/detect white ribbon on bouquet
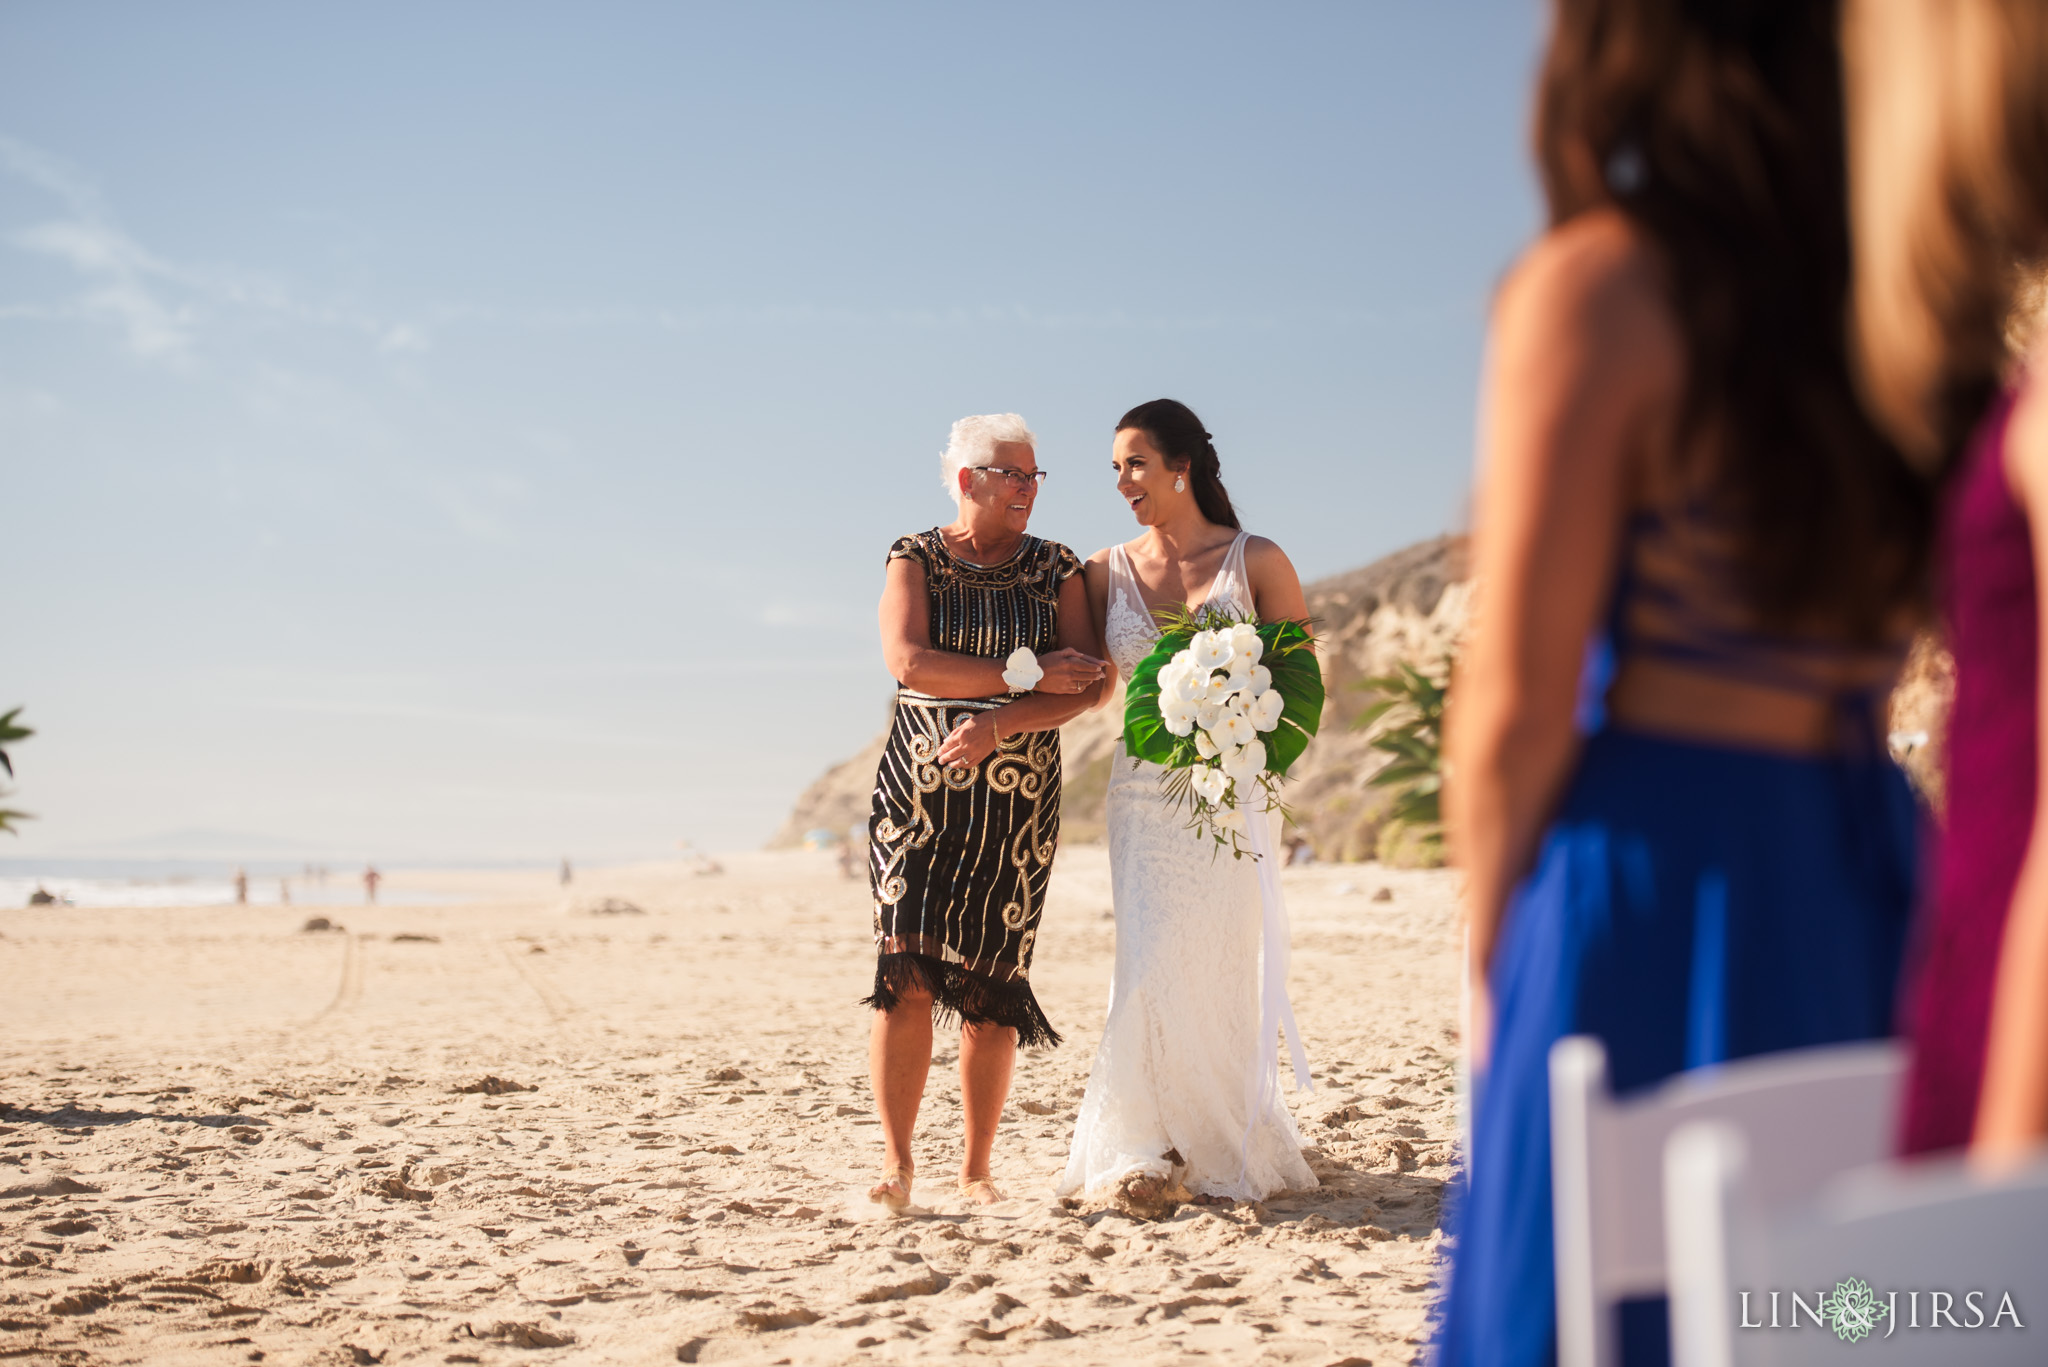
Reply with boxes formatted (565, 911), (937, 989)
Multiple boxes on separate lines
(1236, 802), (1313, 1187)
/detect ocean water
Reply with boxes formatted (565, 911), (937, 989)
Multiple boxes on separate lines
(0, 858), (458, 910)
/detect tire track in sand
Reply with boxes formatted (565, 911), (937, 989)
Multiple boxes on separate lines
(502, 942), (575, 1022)
(309, 932), (366, 1022)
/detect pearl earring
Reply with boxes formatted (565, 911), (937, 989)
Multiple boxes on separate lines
(1174, 476), (1185, 493)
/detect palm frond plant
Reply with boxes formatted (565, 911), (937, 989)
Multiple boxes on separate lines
(1352, 659), (1450, 856)
(0, 706), (33, 834)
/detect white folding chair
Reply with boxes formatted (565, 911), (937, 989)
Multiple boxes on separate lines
(1550, 1037), (1906, 1367)
(1666, 1124), (2048, 1366)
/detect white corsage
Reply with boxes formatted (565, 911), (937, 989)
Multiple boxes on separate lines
(1001, 647), (1044, 693)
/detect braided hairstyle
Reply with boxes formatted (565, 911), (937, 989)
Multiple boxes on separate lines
(1115, 399), (1241, 531)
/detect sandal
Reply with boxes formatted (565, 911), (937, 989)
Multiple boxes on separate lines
(959, 1175), (1007, 1206)
(869, 1165), (913, 1212)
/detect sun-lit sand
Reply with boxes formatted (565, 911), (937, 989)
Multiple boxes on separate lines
(0, 847), (1459, 1366)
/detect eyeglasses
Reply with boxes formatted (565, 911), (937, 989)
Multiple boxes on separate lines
(971, 466), (1048, 489)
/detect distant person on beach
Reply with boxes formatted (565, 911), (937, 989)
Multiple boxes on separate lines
(233, 868), (248, 905)
(559, 857), (572, 887)
(363, 865), (381, 905)
(1434, 5), (1931, 1363)
(1843, 0), (2048, 1162)
(865, 412), (1108, 1211)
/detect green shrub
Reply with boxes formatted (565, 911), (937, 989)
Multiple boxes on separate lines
(1352, 660), (1450, 863)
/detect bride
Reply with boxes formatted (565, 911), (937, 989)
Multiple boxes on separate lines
(1058, 398), (1318, 1215)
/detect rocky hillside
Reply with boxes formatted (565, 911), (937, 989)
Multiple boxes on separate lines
(771, 531), (1955, 858)
(771, 535), (1474, 860)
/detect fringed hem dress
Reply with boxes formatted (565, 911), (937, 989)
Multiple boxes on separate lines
(863, 528), (1083, 1049)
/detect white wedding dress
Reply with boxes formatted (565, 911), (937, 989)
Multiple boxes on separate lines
(1057, 531), (1317, 1202)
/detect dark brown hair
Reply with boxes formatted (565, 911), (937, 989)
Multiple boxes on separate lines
(1539, 0), (1933, 638)
(1116, 399), (1241, 530)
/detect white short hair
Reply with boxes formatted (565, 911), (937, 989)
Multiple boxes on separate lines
(939, 413), (1035, 503)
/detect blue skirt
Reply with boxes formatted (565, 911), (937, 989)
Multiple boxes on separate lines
(1431, 727), (1916, 1367)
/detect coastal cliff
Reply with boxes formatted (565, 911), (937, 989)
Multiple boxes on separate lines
(771, 535), (1474, 860)
(771, 531), (1954, 857)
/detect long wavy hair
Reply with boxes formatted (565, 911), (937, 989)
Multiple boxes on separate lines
(1844, 0), (2048, 463)
(1116, 399), (1241, 531)
(1539, 0), (1933, 638)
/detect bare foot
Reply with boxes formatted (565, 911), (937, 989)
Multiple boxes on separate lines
(868, 1165), (913, 1212)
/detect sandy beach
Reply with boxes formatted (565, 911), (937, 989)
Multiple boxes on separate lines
(0, 848), (1459, 1367)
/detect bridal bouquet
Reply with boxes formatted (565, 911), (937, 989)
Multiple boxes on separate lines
(1123, 608), (1323, 856)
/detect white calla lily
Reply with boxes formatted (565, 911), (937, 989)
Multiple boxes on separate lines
(1229, 621), (1263, 665)
(1196, 700), (1226, 731)
(1220, 712), (1257, 747)
(1162, 696), (1199, 736)
(1247, 664), (1273, 696)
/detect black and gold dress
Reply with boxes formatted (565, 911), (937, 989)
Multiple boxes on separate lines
(864, 527), (1083, 1048)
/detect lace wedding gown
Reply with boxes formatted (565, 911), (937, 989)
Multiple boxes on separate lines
(1057, 532), (1317, 1202)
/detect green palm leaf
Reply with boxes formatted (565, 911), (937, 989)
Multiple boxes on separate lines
(1350, 655), (1454, 848)
(0, 706), (31, 832)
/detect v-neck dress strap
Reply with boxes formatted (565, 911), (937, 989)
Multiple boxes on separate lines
(1104, 543), (1159, 683)
(1104, 532), (1256, 682)
(1208, 530), (1254, 618)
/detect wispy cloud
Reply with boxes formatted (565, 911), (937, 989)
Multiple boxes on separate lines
(377, 322), (429, 353)
(0, 133), (439, 365)
(0, 134), (1452, 365)
(1, 137), (199, 360)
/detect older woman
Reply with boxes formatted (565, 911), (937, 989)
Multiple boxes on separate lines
(866, 412), (1108, 1210)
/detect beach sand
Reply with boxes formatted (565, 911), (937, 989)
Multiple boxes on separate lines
(0, 848), (1460, 1366)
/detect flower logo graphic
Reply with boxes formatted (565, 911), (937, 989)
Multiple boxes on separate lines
(1818, 1277), (1889, 1343)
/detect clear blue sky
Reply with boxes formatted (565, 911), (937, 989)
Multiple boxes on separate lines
(2, 2), (1543, 862)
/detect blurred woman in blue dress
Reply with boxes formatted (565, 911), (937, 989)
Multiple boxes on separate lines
(1433, 2), (1936, 1364)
